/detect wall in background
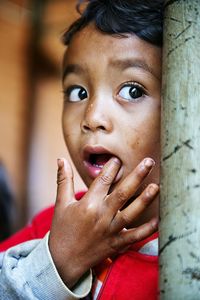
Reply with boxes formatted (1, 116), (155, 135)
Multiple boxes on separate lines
(0, 0), (85, 230)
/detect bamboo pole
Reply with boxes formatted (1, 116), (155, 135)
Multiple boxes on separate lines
(160, 1), (200, 299)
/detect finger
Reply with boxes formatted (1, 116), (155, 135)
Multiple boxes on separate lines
(110, 183), (159, 232)
(56, 158), (75, 207)
(113, 218), (158, 250)
(85, 157), (121, 201)
(106, 158), (155, 212)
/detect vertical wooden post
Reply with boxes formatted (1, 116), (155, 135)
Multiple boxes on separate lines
(160, 0), (200, 298)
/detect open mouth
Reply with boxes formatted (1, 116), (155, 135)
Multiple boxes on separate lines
(88, 153), (113, 169)
(82, 146), (116, 179)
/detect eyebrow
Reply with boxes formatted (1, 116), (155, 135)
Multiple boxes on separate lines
(62, 58), (158, 82)
(62, 64), (84, 82)
(109, 58), (158, 79)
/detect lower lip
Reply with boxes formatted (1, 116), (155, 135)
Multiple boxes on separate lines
(83, 160), (123, 183)
(83, 160), (103, 179)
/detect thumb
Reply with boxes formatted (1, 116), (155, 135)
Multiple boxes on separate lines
(56, 158), (75, 207)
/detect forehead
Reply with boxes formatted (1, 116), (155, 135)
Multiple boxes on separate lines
(63, 24), (162, 80)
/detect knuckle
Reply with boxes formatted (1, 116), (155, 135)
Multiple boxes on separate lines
(86, 202), (97, 214)
(120, 212), (132, 226)
(57, 170), (65, 183)
(139, 186), (158, 205)
(143, 193), (153, 205)
(126, 230), (141, 244)
(57, 176), (66, 185)
(133, 226), (151, 242)
(135, 167), (146, 180)
(138, 193), (150, 207)
(116, 189), (128, 204)
(57, 173), (73, 185)
(134, 230), (143, 242)
(84, 203), (101, 222)
(109, 237), (121, 252)
(99, 172), (113, 185)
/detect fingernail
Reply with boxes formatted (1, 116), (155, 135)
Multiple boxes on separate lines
(144, 158), (155, 168)
(151, 218), (159, 229)
(148, 184), (159, 196)
(57, 158), (64, 168)
(111, 157), (121, 165)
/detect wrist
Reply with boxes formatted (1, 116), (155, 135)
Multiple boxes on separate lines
(48, 235), (88, 288)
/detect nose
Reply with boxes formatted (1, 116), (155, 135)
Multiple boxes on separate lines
(81, 98), (113, 133)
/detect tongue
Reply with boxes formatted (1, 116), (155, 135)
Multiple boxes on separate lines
(95, 154), (113, 166)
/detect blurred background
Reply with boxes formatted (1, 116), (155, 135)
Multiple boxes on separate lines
(0, 0), (86, 238)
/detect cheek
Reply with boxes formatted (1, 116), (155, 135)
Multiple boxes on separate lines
(62, 117), (71, 144)
(62, 112), (79, 153)
(137, 105), (160, 148)
(125, 111), (160, 162)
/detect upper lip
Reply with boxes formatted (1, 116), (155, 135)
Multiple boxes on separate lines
(82, 144), (115, 161)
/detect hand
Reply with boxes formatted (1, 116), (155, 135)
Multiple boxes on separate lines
(49, 157), (159, 288)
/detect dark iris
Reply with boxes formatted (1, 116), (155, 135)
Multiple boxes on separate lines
(129, 86), (143, 99)
(79, 88), (87, 100)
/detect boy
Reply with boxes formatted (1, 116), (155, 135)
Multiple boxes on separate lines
(0, 0), (163, 299)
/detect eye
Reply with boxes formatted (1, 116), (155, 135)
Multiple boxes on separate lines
(118, 83), (145, 102)
(64, 85), (88, 102)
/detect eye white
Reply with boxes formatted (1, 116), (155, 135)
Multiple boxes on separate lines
(118, 85), (143, 102)
(68, 87), (87, 102)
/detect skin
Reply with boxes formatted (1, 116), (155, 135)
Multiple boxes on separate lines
(49, 24), (162, 288)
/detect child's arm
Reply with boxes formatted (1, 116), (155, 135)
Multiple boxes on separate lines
(49, 157), (159, 288)
(0, 235), (92, 299)
(0, 156), (158, 299)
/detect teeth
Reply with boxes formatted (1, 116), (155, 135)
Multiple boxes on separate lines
(93, 164), (103, 169)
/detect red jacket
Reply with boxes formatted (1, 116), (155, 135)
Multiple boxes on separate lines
(0, 191), (158, 300)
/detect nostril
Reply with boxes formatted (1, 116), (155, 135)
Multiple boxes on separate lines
(88, 125), (106, 131)
(82, 122), (106, 132)
(98, 125), (106, 131)
(83, 124), (90, 131)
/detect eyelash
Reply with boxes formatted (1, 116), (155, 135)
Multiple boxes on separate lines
(118, 82), (147, 98)
(63, 82), (147, 103)
(63, 85), (81, 97)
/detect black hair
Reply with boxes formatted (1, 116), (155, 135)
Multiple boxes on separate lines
(62, 0), (164, 47)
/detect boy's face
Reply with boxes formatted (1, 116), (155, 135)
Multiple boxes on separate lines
(62, 24), (161, 221)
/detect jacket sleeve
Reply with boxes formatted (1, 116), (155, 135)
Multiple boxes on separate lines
(0, 233), (92, 300)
